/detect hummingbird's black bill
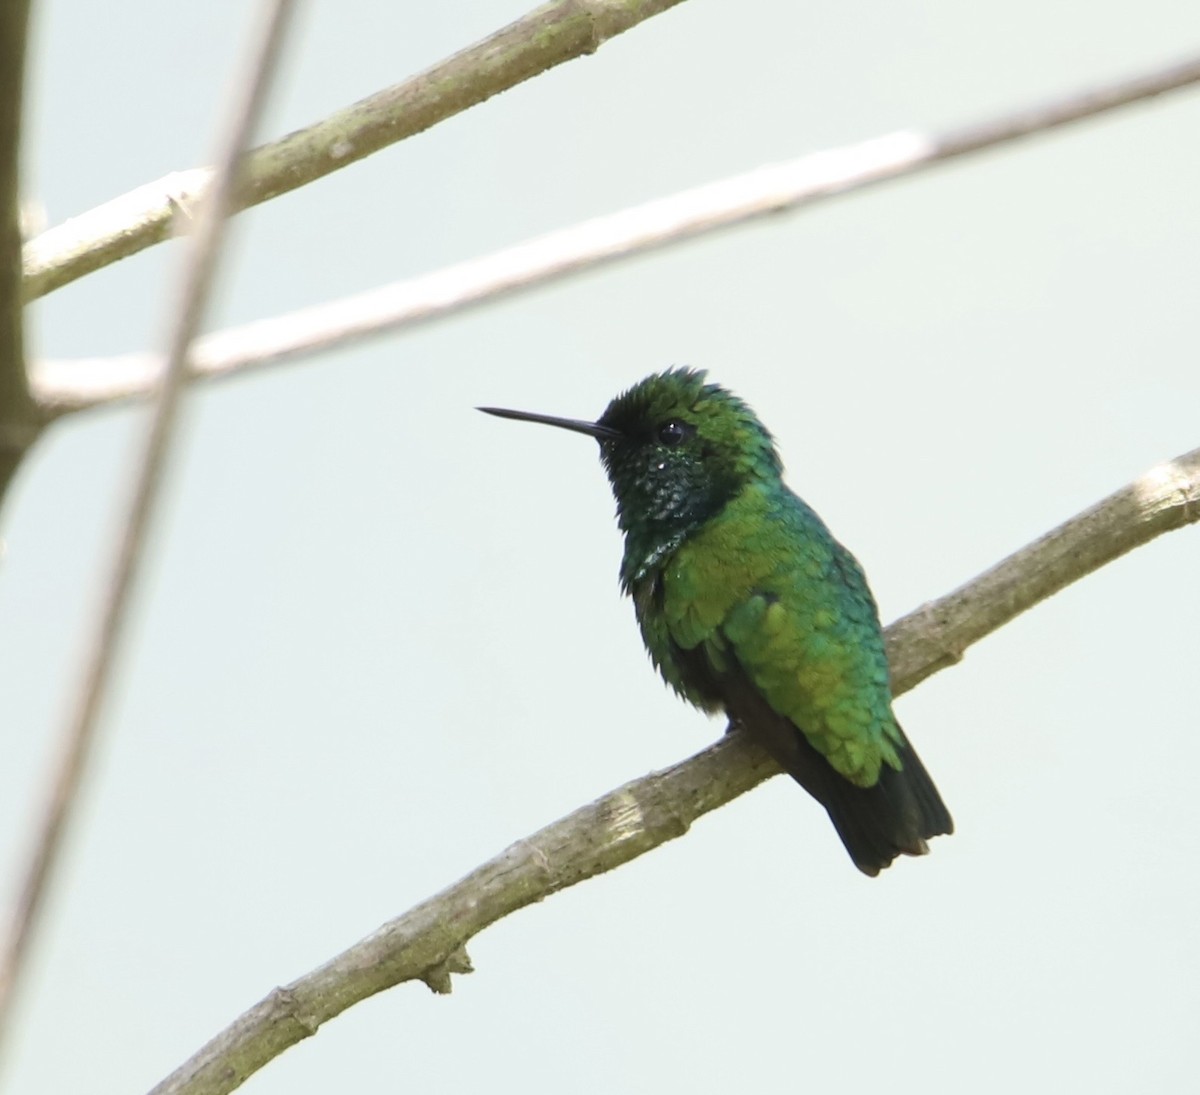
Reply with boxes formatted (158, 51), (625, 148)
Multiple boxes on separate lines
(477, 405), (621, 441)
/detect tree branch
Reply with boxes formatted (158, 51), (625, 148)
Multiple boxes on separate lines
(0, 0), (40, 503)
(19, 0), (689, 301)
(0, 0), (299, 1065)
(147, 446), (1200, 1095)
(886, 455), (1200, 690)
(32, 51), (1200, 417)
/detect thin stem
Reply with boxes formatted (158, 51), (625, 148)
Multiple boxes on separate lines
(0, 0), (299, 1064)
(31, 51), (1200, 417)
(146, 446), (1200, 1095)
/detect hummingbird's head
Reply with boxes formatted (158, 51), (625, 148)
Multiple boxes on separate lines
(480, 368), (782, 540)
(593, 367), (782, 536)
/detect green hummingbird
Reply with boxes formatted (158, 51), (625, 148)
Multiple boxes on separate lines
(480, 368), (952, 875)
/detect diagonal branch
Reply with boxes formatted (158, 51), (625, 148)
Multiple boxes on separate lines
(0, 0), (40, 502)
(32, 51), (1200, 417)
(147, 446), (1200, 1095)
(885, 455), (1200, 690)
(20, 0), (689, 301)
(0, 0), (299, 1065)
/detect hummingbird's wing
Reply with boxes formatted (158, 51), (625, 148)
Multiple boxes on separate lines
(662, 489), (905, 788)
(659, 493), (952, 873)
(716, 541), (906, 789)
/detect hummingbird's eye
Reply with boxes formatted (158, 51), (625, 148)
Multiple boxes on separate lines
(657, 420), (690, 446)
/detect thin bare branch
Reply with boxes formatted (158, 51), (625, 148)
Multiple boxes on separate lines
(0, 0), (299, 1062)
(147, 446), (1200, 1095)
(0, 0), (40, 503)
(32, 51), (1200, 417)
(886, 455), (1200, 689)
(20, 0), (689, 301)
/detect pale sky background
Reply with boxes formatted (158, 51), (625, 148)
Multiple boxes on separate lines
(2, 1), (1199, 1093)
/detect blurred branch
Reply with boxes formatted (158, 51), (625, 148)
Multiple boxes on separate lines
(0, 0), (40, 505)
(148, 446), (1200, 1095)
(0, 0), (299, 1065)
(32, 50), (1200, 417)
(20, 0), (689, 300)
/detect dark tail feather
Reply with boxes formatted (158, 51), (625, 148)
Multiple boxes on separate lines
(721, 670), (953, 874)
(818, 737), (953, 877)
(690, 652), (952, 875)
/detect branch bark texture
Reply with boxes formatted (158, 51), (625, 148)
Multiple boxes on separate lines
(0, 0), (39, 501)
(147, 446), (1200, 1095)
(20, 0), (689, 300)
(32, 52), (1200, 417)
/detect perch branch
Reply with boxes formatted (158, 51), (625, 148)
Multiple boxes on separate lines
(0, 0), (298, 1061)
(147, 446), (1200, 1095)
(20, 0), (689, 300)
(32, 51), (1200, 416)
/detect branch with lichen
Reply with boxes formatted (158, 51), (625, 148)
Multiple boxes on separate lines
(20, 0), (690, 301)
(146, 446), (1200, 1095)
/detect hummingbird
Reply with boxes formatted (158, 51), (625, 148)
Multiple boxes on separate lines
(480, 368), (952, 875)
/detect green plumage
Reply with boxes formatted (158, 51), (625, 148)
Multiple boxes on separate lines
(481, 368), (952, 875)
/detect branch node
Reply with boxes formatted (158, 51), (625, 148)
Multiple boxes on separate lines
(939, 646), (965, 668)
(517, 838), (554, 884)
(166, 190), (203, 233)
(265, 986), (319, 1038)
(419, 944), (474, 995)
(18, 198), (45, 239)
